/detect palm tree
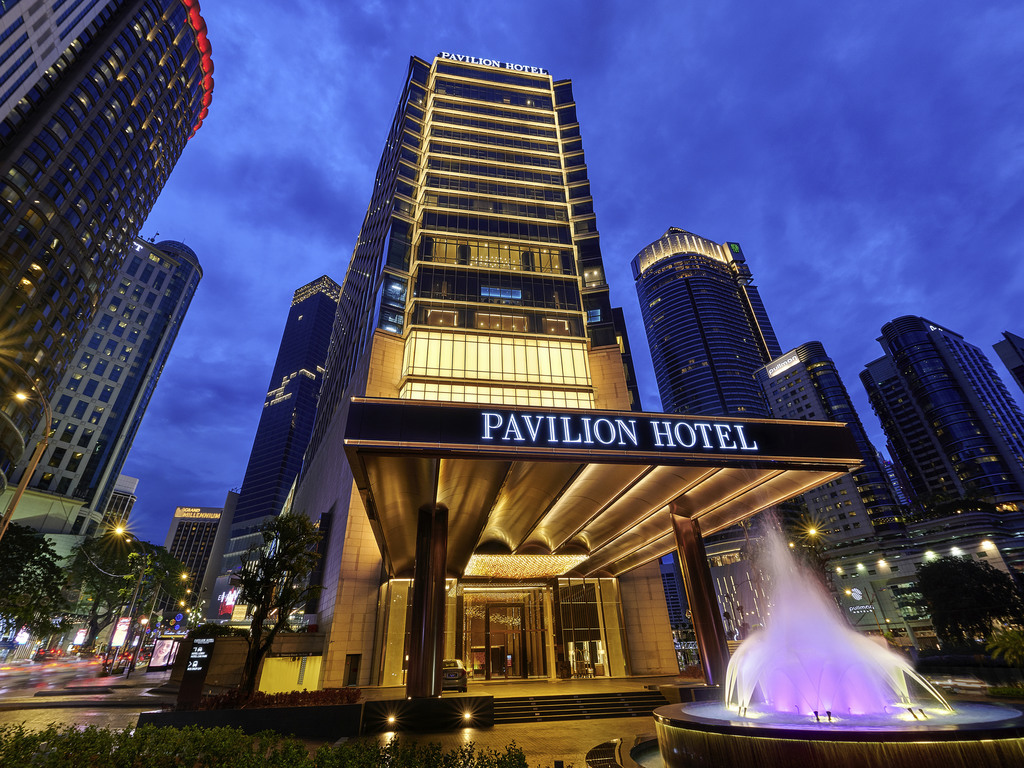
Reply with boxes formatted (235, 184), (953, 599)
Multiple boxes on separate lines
(987, 629), (1024, 668)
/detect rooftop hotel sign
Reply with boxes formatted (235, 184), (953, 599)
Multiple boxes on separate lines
(438, 51), (549, 75)
(344, 398), (861, 466)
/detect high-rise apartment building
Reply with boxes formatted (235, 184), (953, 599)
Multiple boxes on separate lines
(861, 316), (1024, 508)
(631, 229), (781, 417)
(755, 342), (903, 539)
(7, 238), (201, 536)
(995, 331), (1024, 398)
(0, 0), (212, 490)
(219, 276), (340, 575)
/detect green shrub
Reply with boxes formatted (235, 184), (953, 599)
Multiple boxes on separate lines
(186, 687), (362, 711)
(0, 725), (530, 768)
(987, 685), (1024, 699)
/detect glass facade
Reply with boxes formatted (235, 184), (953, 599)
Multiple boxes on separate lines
(631, 229), (781, 417)
(756, 341), (904, 537)
(299, 55), (640, 685)
(220, 276), (341, 572)
(307, 55), (621, 464)
(0, 0), (212, 487)
(373, 576), (628, 685)
(12, 237), (200, 534)
(861, 316), (1024, 507)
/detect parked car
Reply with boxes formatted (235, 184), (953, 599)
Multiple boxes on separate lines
(441, 658), (468, 692)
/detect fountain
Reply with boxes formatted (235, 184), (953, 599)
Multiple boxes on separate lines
(652, 526), (1024, 768)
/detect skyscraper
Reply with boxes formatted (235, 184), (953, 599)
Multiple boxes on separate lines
(631, 229), (781, 417)
(274, 53), (858, 698)
(164, 492), (235, 625)
(0, 0), (213, 490)
(755, 342), (903, 539)
(8, 238), (200, 536)
(293, 53), (647, 686)
(995, 331), (1024, 398)
(219, 276), (340, 575)
(861, 316), (1024, 508)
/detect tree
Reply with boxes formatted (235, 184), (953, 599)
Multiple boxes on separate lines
(987, 629), (1024, 668)
(67, 533), (187, 650)
(234, 515), (321, 696)
(0, 523), (68, 637)
(916, 556), (1023, 647)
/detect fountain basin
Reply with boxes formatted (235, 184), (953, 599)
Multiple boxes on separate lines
(654, 701), (1024, 768)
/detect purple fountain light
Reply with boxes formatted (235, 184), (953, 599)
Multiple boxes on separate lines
(724, 527), (950, 718)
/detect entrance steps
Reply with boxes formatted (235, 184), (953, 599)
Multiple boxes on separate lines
(491, 689), (669, 723)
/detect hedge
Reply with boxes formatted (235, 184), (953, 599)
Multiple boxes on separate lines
(0, 725), (531, 768)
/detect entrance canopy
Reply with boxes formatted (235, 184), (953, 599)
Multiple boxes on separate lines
(343, 398), (862, 580)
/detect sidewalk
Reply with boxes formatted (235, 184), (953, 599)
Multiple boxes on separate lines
(0, 671), (673, 767)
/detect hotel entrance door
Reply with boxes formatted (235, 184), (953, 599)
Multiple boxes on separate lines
(462, 589), (549, 680)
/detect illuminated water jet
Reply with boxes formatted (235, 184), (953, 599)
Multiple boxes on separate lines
(653, 525), (1024, 768)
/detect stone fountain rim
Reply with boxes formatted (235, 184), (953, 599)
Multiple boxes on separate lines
(654, 701), (1024, 743)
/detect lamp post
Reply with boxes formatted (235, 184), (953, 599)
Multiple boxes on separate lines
(0, 359), (52, 544)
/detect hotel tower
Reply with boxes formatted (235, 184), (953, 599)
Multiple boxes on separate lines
(290, 54), (860, 696)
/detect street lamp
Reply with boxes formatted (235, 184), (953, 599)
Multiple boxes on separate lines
(0, 359), (52, 544)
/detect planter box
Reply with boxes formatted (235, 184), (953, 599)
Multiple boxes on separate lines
(137, 702), (364, 740)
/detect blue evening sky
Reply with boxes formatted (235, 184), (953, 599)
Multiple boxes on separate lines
(123, 0), (1024, 543)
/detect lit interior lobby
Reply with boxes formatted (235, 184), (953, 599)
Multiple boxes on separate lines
(339, 397), (863, 697)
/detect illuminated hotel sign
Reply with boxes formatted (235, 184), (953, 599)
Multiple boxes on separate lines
(438, 51), (548, 75)
(174, 507), (221, 519)
(482, 411), (759, 452)
(766, 352), (801, 378)
(345, 399), (861, 464)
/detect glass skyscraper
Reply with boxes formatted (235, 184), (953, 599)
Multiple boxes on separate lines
(631, 228), (781, 417)
(0, 0), (213, 490)
(861, 316), (1024, 508)
(755, 341), (904, 539)
(995, 331), (1024, 398)
(219, 276), (341, 575)
(9, 238), (200, 538)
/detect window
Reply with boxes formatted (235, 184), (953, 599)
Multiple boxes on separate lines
(77, 428), (93, 448)
(78, 352), (92, 369)
(67, 373), (83, 391)
(87, 333), (102, 350)
(99, 385), (114, 403)
(94, 359), (108, 376)
(82, 379), (98, 397)
(72, 401), (88, 419)
(88, 407), (104, 425)
(109, 365), (123, 382)
(66, 451), (84, 472)
(56, 395), (72, 414)
(48, 447), (66, 468)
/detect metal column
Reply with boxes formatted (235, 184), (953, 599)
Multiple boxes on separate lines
(405, 503), (448, 698)
(671, 511), (731, 687)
